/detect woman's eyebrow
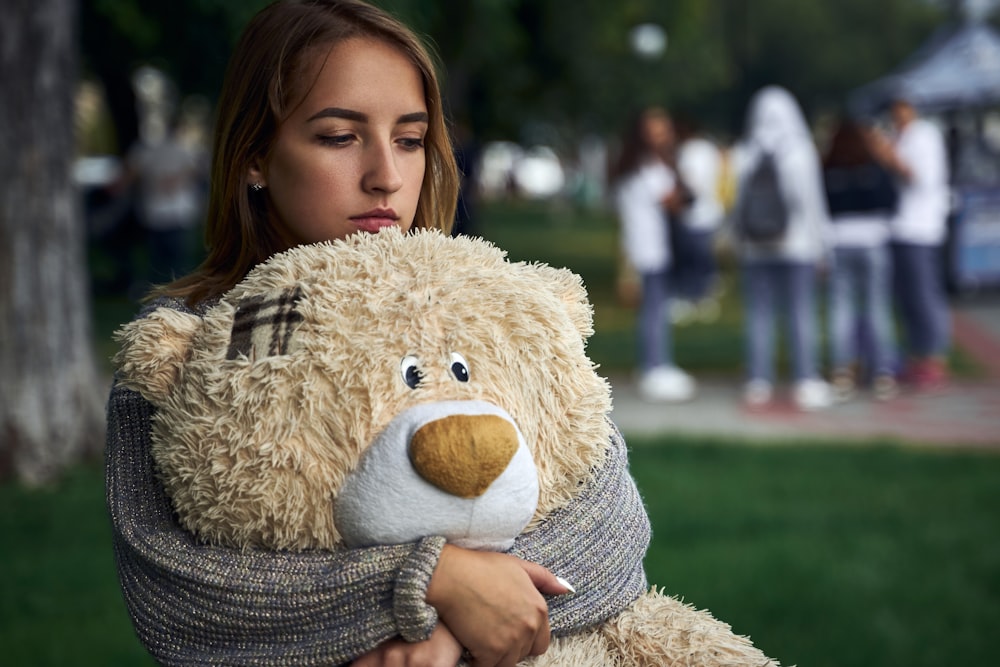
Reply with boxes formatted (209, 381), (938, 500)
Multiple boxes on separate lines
(306, 107), (428, 125)
(397, 111), (429, 124)
(307, 107), (365, 122)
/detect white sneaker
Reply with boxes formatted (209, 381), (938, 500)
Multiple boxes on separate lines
(872, 374), (899, 401)
(743, 379), (773, 407)
(793, 378), (833, 411)
(638, 366), (697, 403)
(830, 368), (856, 403)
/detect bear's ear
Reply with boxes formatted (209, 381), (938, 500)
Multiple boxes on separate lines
(112, 308), (202, 405)
(529, 264), (595, 340)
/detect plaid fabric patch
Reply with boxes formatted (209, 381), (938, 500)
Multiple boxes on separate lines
(226, 286), (304, 361)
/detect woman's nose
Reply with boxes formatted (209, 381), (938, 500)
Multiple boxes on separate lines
(362, 141), (403, 194)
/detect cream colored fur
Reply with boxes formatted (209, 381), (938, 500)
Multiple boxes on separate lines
(114, 227), (779, 666)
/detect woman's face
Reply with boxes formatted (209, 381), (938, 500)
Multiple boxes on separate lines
(640, 111), (674, 152)
(890, 100), (916, 131)
(253, 37), (428, 245)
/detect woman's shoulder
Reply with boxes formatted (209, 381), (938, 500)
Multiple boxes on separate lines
(135, 294), (216, 321)
(637, 160), (675, 189)
(776, 142), (821, 182)
(616, 162), (667, 199)
(900, 119), (944, 151)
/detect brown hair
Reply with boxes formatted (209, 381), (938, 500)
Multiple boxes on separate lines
(823, 117), (877, 168)
(158, 0), (459, 305)
(609, 107), (673, 185)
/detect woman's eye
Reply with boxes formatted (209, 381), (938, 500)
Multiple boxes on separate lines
(398, 137), (425, 151)
(400, 355), (423, 389)
(450, 352), (470, 382)
(317, 134), (354, 147)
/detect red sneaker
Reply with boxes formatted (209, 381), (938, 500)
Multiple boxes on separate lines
(907, 357), (950, 393)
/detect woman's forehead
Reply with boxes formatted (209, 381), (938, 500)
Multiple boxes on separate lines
(300, 38), (423, 105)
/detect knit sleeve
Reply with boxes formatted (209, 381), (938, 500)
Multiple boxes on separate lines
(510, 422), (651, 636)
(105, 382), (443, 667)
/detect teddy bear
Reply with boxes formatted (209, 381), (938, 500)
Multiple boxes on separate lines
(113, 227), (778, 666)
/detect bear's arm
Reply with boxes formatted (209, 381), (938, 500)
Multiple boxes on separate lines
(105, 382), (443, 666)
(510, 421), (652, 636)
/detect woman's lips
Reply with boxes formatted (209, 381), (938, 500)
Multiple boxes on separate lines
(351, 210), (398, 233)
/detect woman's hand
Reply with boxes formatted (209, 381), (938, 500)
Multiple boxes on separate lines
(663, 183), (694, 216)
(425, 545), (573, 667)
(864, 127), (912, 181)
(351, 624), (463, 667)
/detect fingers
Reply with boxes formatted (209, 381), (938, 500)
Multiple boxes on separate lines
(350, 625), (463, 667)
(428, 548), (565, 667)
(463, 600), (548, 667)
(528, 613), (552, 657)
(516, 559), (575, 596)
(470, 624), (548, 667)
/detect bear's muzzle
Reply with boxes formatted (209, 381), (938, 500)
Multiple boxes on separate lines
(333, 399), (539, 550)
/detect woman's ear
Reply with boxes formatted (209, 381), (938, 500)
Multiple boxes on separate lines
(247, 161), (267, 189)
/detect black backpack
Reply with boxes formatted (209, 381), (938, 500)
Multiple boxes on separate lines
(737, 151), (789, 242)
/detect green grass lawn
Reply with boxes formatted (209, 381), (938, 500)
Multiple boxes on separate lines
(2, 439), (998, 666)
(0, 463), (157, 666)
(628, 439), (1000, 667)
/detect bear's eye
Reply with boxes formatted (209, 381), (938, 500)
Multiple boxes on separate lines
(450, 352), (470, 382)
(400, 355), (423, 389)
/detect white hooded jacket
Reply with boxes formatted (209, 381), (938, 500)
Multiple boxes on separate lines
(734, 86), (831, 263)
(614, 160), (676, 273)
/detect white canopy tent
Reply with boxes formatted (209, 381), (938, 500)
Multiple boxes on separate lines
(849, 21), (1000, 116)
(851, 21), (1000, 292)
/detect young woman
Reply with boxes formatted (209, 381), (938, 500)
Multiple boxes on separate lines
(105, 2), (651, 666)
(822, 117), (900, 401)
(610, 107), (697, 403)
(733, 86), (833, 411)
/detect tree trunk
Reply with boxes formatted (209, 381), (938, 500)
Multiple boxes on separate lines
(0, 0), (105, 484)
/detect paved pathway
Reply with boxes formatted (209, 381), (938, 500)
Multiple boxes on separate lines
(609, 300), (1000, 448)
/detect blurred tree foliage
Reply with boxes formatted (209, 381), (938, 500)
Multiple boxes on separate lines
(80, 0), (269, 153)
(81, 0), (968, 153)
(383, 0), (951, 143)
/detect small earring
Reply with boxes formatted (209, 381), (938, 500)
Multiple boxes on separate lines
(250, 182), (264, 192)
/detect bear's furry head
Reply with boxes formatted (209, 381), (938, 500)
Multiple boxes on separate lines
(114, 228), (612, 551)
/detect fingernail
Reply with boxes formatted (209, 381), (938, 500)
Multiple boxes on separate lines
(556, 576), (576, 594)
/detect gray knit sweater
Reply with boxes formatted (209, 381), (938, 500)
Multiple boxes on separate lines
(106, 303), (651, 666)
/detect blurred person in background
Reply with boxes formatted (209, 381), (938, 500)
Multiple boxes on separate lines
(868, 94), (951, 391)
(671, 116), (725, 324)
(821, 117), (900, 402)
(610, 106), (697, 402)
(115, 114), (207, 293)
(733, 86), (833, 411)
